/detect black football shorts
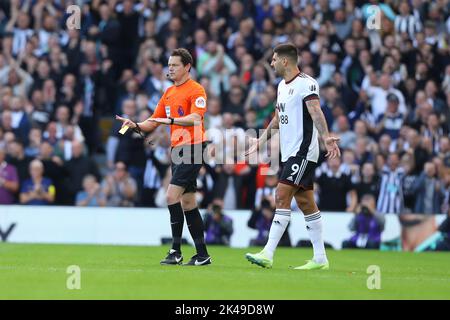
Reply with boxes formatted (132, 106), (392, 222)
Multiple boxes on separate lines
(279, 156), (317, 190)
(170, 142), (206, 194)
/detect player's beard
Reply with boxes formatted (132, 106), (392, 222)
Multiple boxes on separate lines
(274, 67), (285, 78)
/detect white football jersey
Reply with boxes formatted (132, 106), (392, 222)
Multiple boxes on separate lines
(275, 72), (320, 163)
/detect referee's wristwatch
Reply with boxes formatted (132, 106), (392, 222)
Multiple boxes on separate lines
(169, 117), (175, 125)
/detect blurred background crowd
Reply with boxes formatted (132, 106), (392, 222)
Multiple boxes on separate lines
(0, 0), (449, 237)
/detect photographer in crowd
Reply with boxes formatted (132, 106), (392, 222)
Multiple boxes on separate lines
(203, 199), (234, 246)
(342, 194), (385, 249)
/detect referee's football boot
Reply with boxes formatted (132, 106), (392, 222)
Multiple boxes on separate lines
(182, 254), (212, 266)
(160, 249), (183, 265)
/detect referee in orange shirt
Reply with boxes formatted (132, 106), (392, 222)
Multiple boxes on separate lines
(116, 48), (211, 266)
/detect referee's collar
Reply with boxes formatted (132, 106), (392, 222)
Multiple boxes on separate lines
(175, 78), (191, 87)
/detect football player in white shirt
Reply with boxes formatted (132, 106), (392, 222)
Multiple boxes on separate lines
(245, 43), (340, 270)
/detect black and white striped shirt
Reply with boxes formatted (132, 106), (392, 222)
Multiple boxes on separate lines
(143, 158), (161, 190)
(377, 166), (405, 214)
(12, 28), (33, 56)
(394, 14), (422, 40)
(423, 128), (444, 154)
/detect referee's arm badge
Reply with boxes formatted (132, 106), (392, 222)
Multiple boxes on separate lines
(194, 97), (206, 109)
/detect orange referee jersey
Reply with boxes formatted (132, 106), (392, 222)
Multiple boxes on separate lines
(150, 79), (207, 147)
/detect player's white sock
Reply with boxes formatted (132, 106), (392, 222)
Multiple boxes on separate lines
(304, 211), (328, 264)
(263, 209), (291, 260)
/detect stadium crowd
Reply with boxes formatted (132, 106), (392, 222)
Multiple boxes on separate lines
(0, 0), (449, 226)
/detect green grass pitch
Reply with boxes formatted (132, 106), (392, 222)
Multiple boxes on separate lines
(0, 243), (449, 299)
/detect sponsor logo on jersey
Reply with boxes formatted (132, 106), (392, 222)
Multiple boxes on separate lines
(276, 102), (286, 112)
(177, 106), (184, 116)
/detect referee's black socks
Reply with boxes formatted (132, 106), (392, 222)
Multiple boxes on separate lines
(184, 208), (209, 257)
(168, 202), (184, 253)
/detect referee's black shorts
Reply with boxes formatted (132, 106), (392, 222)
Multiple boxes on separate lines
(170, 142), (207, 194)
(279, 155), (317, 191)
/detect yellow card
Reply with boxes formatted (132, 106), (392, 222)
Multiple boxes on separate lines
(119, 125), (129, 135)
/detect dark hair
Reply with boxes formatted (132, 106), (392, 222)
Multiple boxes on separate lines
(171, 48), (193, 70)
(11, 139), (24, 147)
(429, 112), (439, 119)
(212, 204), (222, 214)
(273, 43), (298, 63)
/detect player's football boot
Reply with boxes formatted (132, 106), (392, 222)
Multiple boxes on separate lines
(182, 254), (212, 266)
(245, 250), (273, 268)
(160, 249), (183, 265)
(293, 260), (329, 270)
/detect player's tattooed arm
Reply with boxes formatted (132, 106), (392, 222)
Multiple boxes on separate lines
(306, 98), (341, 159)
(305, 99), (329, 137)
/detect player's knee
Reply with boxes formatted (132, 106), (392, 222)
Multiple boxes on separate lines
(166, 192), (181, 205)
(298, 199), (318, 214)
(275, 190), (290, 208)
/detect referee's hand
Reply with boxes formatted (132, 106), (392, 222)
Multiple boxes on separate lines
(115, 115), (137, 129)
(324, 136), (341, 159)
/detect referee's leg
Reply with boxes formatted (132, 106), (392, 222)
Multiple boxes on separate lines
(166, 183), (187, 250)
(181, 192), (209, 259)
(159, 184), (186, 265)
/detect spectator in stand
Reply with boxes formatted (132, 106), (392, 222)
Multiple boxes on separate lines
(375, 93), (404, 141)
(354, 162), (380, 202)
(9, 96), (31, 144)
(24, 127), (43, 158)
(102, 161), (137, 207)
(363, 73), (406, 119)
(76, 174), (106, 207)
(19, 159), (55, 205)
(412, 162), (444, 214)
(6, 139), (32, 187)
(37, 141), (69, 204)
(316, 157), (357, 212)
(334, 115), (356, 150)
(0, 148), (19, 204)
(377, 153), (405, 215)
(64, 140), (101, 205)
(198, 41), (237, 97)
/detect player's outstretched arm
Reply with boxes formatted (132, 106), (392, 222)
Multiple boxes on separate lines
(245, 111), (279, 156)
(305, 99), (341, 159)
